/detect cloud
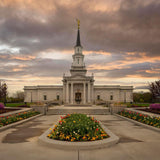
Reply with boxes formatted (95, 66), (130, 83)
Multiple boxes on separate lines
(0, 0), (160, 94)
(0, 0), (160, 56)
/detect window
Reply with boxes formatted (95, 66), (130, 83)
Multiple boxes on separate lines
(44, 95), (47, 100)
(57, 95), (60, 100)
(77, 58), (79, 64)
(110, 95), (113, 100)
(97, 95), (100, 100)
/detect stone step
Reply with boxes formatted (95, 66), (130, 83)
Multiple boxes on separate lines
(47, 107), (110, 115)
(64, 104), (92, 107)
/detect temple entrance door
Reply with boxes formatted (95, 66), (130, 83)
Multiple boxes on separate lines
(75, 92), (81, 104)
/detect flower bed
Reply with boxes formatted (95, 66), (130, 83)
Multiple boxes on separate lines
(118, 110), (160, 128)
(48, 114), (109, 142)
(0, 110), (40, 127)
(0, 108), (20, 114)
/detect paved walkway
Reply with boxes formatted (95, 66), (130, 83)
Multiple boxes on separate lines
(49, 105), (107, 109)
(0, 114), (160, 160)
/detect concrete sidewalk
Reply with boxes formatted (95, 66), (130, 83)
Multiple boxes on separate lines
(0, 114), (160, 160)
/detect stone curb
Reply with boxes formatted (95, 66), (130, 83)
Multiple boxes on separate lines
(38, 121), (119, 150)
(115, 114), (160, 133)
(0, 108), (32, 117)
(125, 108), (160, 118)
(0, 114), (43, 132)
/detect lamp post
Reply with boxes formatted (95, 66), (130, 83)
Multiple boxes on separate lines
(31, 92), (32, 103)
(124, 91), (126, 103)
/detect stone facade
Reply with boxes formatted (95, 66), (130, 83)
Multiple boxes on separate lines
(24, 23), (133, 104)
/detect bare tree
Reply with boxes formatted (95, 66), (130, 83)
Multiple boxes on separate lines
(15, 91), (24, 100)
(0, 81), (8, 103)
(149, 80), (160, 102)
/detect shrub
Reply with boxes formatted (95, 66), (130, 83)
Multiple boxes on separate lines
(0, 103), (4, 109)
(48, 114), (109, 141)
(150, 104), (160, 110)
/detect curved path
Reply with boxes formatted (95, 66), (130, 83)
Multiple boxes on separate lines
(0, 114), (160, 160)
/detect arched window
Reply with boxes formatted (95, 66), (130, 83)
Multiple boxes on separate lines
(44, 95), (47, 100)
(57, 95), (60, 100)
(97, 95), (100, 100)
(110, 95), (113, 100)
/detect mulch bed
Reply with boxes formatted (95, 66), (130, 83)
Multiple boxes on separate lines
(0, 108), (20, 114)
(139, 108), (160, 115)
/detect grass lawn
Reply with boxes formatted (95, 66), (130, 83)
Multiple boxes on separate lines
(5, 103), (30, 107)
(127, 103), (150, 107)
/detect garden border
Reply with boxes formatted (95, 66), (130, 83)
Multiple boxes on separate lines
(125, 107), (160, 118)
(0, 114), (42, 132)
(115, 113), (160, 133)
(38, 122), (119, 150)
(0, 107), (32, 117)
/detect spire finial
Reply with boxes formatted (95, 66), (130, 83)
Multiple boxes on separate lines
(77, 19), (80, 29)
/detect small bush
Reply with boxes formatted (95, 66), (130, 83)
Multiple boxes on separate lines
(0, 103), (5, 109)
(150, 104), (160, 110)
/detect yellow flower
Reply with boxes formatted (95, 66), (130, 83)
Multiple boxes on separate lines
(49, 128), (52, 130)
(66, 136), (70, 140)
(48, 134), (51, 137)
(73, 121), (76, 123)
(91, 137), (95, 141)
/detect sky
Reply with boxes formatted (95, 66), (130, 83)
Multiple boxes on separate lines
(0, 0), (160, 95)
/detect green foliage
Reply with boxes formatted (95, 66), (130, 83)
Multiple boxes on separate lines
(133, 92), (152, 103)
(48, 114), (109, 141)
(118, 110), (160, 128)
(127, 103), (150, 108)
(0, 111), (40, 127)
(5, 103), (29, 107)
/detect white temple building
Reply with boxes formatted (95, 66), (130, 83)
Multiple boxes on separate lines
(24, 21), (133, 104)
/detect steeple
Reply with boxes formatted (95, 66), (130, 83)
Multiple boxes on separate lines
(76, 19), (81, 47)
(70, 19), (87, 76)
(76, 29), (81, 46)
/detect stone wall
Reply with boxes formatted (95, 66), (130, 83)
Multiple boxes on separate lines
(109, 104), (127, 114)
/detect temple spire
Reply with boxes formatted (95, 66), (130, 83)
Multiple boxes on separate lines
(76, 19), (81, 46)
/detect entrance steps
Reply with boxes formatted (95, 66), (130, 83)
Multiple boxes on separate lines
(64, 104), (92, 107)
(47, 105), (110, 115)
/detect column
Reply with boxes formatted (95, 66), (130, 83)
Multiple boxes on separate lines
(83, 82), (86, 104)
(88, 82), (91, 103)
(37, 90), (39, 102)
(66, 82), (69, 103)
(71, 82), (73, 104)
(91, 83), (94, 103)
(63, 83), (66, 103)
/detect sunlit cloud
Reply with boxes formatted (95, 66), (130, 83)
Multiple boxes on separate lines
(0, 0), (160, 94)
